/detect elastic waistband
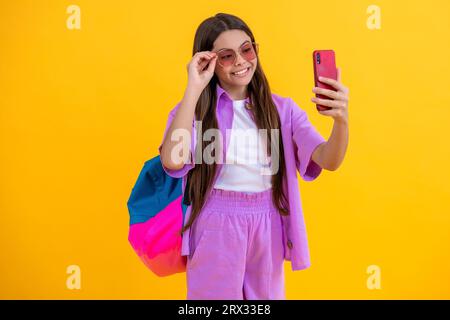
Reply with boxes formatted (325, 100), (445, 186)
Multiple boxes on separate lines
(202, 188), (277, 214)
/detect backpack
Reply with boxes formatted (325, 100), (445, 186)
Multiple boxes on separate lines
(127, 155), (191, 277)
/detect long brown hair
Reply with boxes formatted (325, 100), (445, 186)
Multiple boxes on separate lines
(180, 13), (289, 235)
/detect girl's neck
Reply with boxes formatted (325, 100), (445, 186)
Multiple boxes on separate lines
(219, 81), (248, 100)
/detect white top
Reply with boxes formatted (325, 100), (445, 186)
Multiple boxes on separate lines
(213, 99), (272, 192)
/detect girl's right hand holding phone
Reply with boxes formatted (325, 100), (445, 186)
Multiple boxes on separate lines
(186, 51), (218, 94)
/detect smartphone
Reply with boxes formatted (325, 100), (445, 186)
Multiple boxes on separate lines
(313, 50), (337, 111)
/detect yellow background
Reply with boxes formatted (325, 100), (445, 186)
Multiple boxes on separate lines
(1, 0), (449, 299)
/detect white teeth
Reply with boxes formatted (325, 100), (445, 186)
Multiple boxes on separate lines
(232, 67), (249, 75)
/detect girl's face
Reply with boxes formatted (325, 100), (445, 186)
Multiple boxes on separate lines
(212, 30), (258, 88)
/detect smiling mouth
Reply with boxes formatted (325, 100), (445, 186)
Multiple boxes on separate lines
(231, 67), (251, 76)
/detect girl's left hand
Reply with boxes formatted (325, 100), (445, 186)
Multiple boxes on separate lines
(311, 67), (349, 124)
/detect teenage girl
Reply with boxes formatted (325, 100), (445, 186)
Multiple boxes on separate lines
(159, 13), (349, 300)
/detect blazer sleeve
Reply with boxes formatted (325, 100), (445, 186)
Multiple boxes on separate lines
(158, 101), (197, 178)
(289, 97), (326, 181)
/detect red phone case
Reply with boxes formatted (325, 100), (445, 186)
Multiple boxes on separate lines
(313, 50), (337, 111)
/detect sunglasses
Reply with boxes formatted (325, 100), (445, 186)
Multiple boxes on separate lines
(212, 41), (259, 67)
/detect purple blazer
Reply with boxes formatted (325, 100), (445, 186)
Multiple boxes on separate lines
(158, 83), (326, 271)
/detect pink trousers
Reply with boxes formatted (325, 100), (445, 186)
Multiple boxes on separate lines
(186, 188), (285, 300)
